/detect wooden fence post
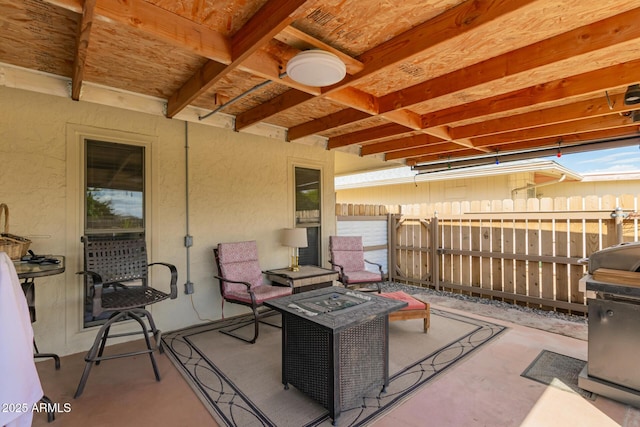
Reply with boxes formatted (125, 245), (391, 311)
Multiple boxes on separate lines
(431, 214), (439, 290)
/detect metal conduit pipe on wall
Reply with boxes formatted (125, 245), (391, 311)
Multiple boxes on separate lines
(184, 121), (194, 294)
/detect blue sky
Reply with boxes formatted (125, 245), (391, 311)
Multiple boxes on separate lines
(545, 145), (640, 174)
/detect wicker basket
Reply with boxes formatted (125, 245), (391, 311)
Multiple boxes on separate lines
(0, 203), (31, 260)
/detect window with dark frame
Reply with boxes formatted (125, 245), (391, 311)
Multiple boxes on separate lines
(83, 140), (146, 327)
(295, 167), (321, 266)
(85, 140), (145, 234)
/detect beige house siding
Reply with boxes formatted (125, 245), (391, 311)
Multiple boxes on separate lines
(336, 174), (530, 206)
(534, 179), (640, 199)
(0, 86), (337, 356)
(337, 170), (639, 207)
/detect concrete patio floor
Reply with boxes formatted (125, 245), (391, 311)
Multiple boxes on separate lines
(32, 292), (640, 427)
(373, 298), (639, 427)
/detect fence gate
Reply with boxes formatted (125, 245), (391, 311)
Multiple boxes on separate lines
(390, 214), (439, 287)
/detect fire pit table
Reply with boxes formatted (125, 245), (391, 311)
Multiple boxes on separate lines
(264, 286), (407, 425)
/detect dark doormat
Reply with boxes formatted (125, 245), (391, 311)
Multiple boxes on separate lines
(521, 350), (594, 399)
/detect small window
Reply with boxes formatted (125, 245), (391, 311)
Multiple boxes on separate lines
(295, 167), (321, 266)
(85, 140), (144, 234)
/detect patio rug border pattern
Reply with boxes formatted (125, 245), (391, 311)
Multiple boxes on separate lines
(162, 308), (507, 427)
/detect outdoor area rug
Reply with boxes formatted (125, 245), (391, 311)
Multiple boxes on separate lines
(521, 350), (594, 399)
(162, 308), (506, 427)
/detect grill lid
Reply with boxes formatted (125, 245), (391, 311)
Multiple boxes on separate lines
(588, 242), (640, 274)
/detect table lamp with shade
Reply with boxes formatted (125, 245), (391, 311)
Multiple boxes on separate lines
(282, 228), (308, 272)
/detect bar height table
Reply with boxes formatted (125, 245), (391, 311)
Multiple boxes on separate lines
(14, 256), (65, 369)
(13, 256), (65, 423)
(264, 286), (406, 425)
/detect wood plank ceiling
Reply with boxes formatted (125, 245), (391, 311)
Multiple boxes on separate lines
(2, 0), (640, 170)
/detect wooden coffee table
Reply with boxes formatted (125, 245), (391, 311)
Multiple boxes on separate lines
(265, 265), (338, 293)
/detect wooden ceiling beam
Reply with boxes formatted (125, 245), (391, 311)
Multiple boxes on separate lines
(472, 114), (636, 147)
(275, 6), (640, 153)
(327, 0), (536, 91)
(358, 127), (479, 156)
(71, 0), (96, 101)
(361, 134), (448, 156)
(361, 135), (434, 156)
(38, 0), (640, 164)
(47, 0), (320, 117)
(235, 0), (535, 141)
(287, 109), (371, 141)
(422, 59), (640, 129)
(230, 0), (306, 61)
(385, 142), (477, 161)
(380, 110), (423, 131)
(366, 135), (486, 159)
(480, 127), (640, 154)
(406, 126), (640, 167)
(450, 92), (631, 139)
(405, 148), (483, 167)
(378, 7), (640, 113)
(47, 0), (333, 89)
(167, 0), (309, 118)
(322, 87), (379, 115)
(95, 0), (230, 62)
(235, 86), (376, 131)
(234, 90), (315, 130)
(327, 124), (414, 150)
(165, 61), (231, 118)
(288, 107), (430, 146)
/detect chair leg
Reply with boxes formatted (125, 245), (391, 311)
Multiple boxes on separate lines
(40, 395), (55, 423)
(141, 307), (163, 353)
(75, 309), (161, 398)
(129, 309), (161, 382)
(220, 307), (260, 344)
(95, 317), (114, 366)
(251, 307), (259, 343)
(258, 311), (281, 329)
(75, 312), (127, 398)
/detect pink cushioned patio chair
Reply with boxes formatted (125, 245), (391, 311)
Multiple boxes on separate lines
(329, 235), (385, 293)
(214, 240), (293, 344)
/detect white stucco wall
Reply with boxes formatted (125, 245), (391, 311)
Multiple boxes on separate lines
(0, 86), (336, 356)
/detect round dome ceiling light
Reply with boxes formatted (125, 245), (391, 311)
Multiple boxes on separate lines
(624, 84), (640, 105)
(286, 50), (347, 87)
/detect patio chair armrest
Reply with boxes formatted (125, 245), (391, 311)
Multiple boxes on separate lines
(213, 275), (253, 291)
(149, 261), (178, 299)
(214, 275), (257, 306)
(328, 260), (346, 282)
(77, 270), (107, 314)
(364, 260), (385, 293)
(329, 260), (344, 273)
(76, 270), (129, 296)
(77, 270), (103, 294)
(364, 259), (384, 275)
